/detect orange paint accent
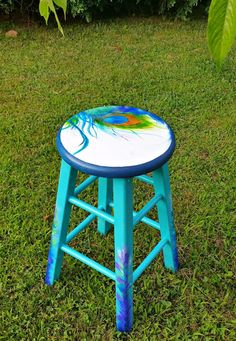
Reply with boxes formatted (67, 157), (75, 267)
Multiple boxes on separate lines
(103, 113), (140, 126)
(121, 114), (140, 126)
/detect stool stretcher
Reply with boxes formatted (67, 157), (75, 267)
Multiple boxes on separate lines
(109, 202), (161, 230)
(61, 237), (167, 284)
(133, 238), (168, 282)
(69, 195), (161, 230)
(66, 213), (97, 243)
(74, 175), (97, 195)
(61, 244), (116, 281)
(133, 194), (162, 226)
(68, 196), (114, 224)
(135, 175), (154, 185)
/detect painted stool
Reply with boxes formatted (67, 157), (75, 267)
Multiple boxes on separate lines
(45, 105), (178, 332)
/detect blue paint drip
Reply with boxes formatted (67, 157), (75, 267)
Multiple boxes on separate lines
(168, 196), (179, 272)
(171, 230), (179, 271)
(45, 250), (54, 285)
(173, 247), (179, 271)
(67, 118), (89, 154)
(79, 112), (87, 132)
(87, 115), (97, 137)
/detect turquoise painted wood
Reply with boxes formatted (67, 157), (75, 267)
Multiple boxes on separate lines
(74, 175), (97, 195)
(45, 160), (77, 285)
(135, 174), (154, 185)
(152, 163), (179, 272)
(98, 178), (113, 235)
(68, 196), (114, 224)
(113, 178), (134, 332)
(109, 201), (160, 231)
(133, 194), (162, 226)
(66, 212), (97, 243)
(61, 244), (116, 280)
(133, 238), (168, 282)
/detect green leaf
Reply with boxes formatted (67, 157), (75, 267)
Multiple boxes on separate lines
(53, 0), (67, 19)
(208, 0), (236, 67)
(39, 0), (66, 35)
(47, 0), (64, 35)
(39, 0), (50, 24)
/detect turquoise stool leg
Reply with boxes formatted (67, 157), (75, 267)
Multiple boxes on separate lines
(97, 177), (113, 235)
(45, 160), (77, 285)
(113, 178), (134, 332)
(153, 163), (179, 272)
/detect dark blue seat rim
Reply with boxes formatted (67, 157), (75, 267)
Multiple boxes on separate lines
(56, 127), (176, 178)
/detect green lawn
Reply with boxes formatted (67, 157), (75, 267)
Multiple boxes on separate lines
(0, 17), (235, 340)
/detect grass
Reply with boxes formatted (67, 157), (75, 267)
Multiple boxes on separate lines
(0, 17), (236, 340)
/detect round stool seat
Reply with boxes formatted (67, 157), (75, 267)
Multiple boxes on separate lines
(57, 106), (175, 178)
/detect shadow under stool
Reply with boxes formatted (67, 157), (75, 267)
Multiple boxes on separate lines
(45, 105), (179, 332)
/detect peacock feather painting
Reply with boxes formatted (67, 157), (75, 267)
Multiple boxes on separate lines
(59, 106), (173, 167)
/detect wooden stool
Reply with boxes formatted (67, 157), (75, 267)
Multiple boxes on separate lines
(45, 106), (178, 332)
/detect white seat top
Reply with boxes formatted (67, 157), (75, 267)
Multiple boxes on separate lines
(57, 106), (175, 177)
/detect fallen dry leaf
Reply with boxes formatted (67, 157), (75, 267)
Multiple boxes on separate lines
(5, 30), (18, 38)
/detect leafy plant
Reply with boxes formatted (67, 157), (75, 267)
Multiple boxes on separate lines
(208, 0), (236, 67)
(37, 0), (208, 27)
(38, 0), (236, 67)
(39, 0), (67, 34)
(0, 0), (14, 13)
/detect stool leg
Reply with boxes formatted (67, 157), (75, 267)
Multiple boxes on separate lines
(97, 177), (113, 235)
(113, 178), (133, 332)
(152, 163), (179, 272)
(45, 160), (77, 285)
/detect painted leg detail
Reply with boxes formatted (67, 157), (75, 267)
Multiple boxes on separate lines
(45, 209), (60, 285)
(114, 178), (134, 332)
(116, 248), (133, 332)
(45, 160), (77, 285)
